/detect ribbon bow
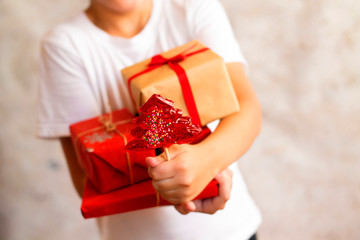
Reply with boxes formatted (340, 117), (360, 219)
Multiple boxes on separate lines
(98, 114), (116, 132)
(148, 54), (186, 67)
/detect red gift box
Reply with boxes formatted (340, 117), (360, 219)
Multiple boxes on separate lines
(70, 108), (217, 218)
(81, 178), (219, 218)
(70, 109), (156, 194)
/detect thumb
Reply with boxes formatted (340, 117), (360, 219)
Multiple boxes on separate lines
(174, 202), (196, 215)
(214, 172), (224, 184)
(182, 201), (196, 212)
(146, 156), (165, 168)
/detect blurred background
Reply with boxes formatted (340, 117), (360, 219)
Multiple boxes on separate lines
(1, 0), (359, 239)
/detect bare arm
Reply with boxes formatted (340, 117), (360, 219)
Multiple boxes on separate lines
(60, 137), (86, 197)
(147, 62), (262, 204)
(201, 62), (262, 171)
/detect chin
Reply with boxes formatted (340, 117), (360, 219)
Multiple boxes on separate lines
(99, 0), (146, 13)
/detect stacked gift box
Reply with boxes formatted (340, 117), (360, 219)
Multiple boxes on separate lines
(70, 40), (240, 218)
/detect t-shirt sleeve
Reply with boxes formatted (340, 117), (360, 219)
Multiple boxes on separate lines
(37, 36), (100, 138)
(186, 0), (247, 67)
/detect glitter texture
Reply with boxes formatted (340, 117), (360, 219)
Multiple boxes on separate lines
(126, 94), (201, 150)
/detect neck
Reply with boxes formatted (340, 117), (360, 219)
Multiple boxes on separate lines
(86, 0), (153, 38)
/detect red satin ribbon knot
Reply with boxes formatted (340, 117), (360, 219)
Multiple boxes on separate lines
(97, 112), (116, 132)
(128, 46), (209, 125)
(149, 54), (186, 66)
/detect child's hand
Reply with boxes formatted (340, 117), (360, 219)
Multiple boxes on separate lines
(146, 143), (220, 204)
(174, 168), (233, 215)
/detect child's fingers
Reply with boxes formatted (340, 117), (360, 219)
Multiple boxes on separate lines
(145, 154), (173, 180)
(187, 169), (233, 214)
(152, 178), (178, 193)
(214, 169), (233, 208)
(174, 204), (188, 215)
(174, 202), (196, 215)
(157, 187), (191, 204)
(145, 156), (164, 168)
(146, 156), (174, 180)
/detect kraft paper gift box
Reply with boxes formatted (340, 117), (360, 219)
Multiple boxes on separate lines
(121, 40), (240, 126)
(81, 178), (219, 218)
(70, 108), (156, 194)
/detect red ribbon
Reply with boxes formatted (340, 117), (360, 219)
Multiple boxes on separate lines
(127, 46), (209, 125)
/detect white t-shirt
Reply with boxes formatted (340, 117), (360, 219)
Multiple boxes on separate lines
(37, 0), (261, 239)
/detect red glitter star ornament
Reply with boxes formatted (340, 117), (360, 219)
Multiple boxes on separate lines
(126, 94), (202, 160)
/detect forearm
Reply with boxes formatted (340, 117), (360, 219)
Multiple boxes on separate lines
(200, 99), (261, 172)
(197, 63), (262, 174)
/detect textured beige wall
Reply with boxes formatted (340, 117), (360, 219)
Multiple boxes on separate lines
(1, 0), (359, 239)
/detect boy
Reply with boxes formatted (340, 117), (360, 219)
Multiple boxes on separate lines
(37, 0), (262, 239)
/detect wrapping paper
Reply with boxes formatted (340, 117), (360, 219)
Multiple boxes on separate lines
(126, 94), (202, 150)
(122, 40), (240, 126)
(77, 120), (214, 218)
(81, 178), (219, 218)
(70, 108), (155, 194)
